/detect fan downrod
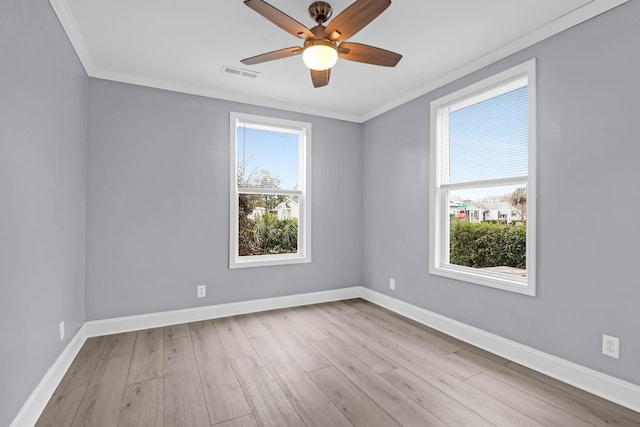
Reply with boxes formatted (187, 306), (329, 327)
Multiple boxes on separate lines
(308, 1), (332, 25)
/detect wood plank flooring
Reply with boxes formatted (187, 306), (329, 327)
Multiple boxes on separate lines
(36, 299), (640, 426)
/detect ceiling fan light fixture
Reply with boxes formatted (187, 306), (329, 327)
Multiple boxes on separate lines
(302, 40), (338, 71)
(241, 0), (402, 87)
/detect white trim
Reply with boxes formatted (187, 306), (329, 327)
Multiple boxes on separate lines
(526, 59), (538, 296)
(9, 286), (361, 426)
(358, 288), (640, 414)
(9, 324), (89, 427)
(237, 188), (303, 196)
(230, 252), (310, 269)
(430, 266), (530, 295)
(48, 0), (97, 76)
(229, 112), (311, 269)
(448, 75), (528, 113)
(441, 176), (528, 191)
(361, 0), (628, 122)
(92, 68), (365, 123)
(50, 0), (628, 123)
(10, 286), (640, 426)
(83, 287), (359, 337)
(429, 59), (536, 296)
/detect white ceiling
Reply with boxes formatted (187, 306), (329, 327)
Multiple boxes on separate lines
(51, 0), (625, 122)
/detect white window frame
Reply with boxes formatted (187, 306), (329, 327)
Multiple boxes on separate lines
(429, 59), (536, 296)
(229, 112), (311, 269)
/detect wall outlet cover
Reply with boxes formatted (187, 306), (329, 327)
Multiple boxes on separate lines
(59, 321), (65, 341)
(602, 334), (620, 359)
(197, 284), (206, 298)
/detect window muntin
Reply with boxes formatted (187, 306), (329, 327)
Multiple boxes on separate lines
(430, 60), (536, 295)
(230, 112), (311, 269)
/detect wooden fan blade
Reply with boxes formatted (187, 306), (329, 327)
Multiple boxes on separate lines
(241, 47), (303, 65)
(324, 0), (391, 42)
(244, 0), (314, 39)
(338, 42), (401, 66)
(310, 68), (331, 88)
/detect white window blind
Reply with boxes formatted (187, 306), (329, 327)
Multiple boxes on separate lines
(443, 79), (529, 185)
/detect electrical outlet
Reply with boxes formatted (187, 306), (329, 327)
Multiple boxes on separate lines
(59, 321), (65, 342)
(197, 284), (206, 298)
(602, 334), (620, 359)
(389, 278), (396, 290)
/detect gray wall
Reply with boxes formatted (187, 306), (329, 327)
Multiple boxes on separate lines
(363, 1), (640, 385)
(3, 1), (638, 423)
(85, 79), (363, 320)
(0, 0), (88, 425)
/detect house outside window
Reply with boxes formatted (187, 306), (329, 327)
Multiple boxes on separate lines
(429, 59), (536, 295)
(229, 112), (311, 269)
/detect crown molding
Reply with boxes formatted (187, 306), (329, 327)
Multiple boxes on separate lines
(50, 0), (628, 123)
(360, 0), (629, 122)
(49, 0), (97, 75)
(89, 68), (364, 123)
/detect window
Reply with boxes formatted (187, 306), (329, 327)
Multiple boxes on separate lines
(429, 59), (536, 295)
(230, 112), (311, 269)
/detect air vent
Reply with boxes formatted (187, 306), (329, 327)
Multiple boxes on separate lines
(221, 65), (261, 79)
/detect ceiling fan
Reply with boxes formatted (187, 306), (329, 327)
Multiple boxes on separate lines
(241, 0), (402, 88)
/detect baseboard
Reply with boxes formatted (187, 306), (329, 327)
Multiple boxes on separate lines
(10, 286), (362, 426)
(358, 288), (640, 413)
(83, 286), (364, 337)
(12, 285), (639, 426)
(10, 324), (89, 427)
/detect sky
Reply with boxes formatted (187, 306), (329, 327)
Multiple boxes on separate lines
(236, 86), (528, 200)
(237, 127), (300, 190)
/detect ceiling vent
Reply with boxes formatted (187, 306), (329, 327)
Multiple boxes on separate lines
(221, 65), (261, 79)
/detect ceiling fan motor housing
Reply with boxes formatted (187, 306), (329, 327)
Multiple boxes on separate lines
(308, 1), (333, 24)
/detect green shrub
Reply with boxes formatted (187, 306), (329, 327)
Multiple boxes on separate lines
(250, 214), (298, 255)
(450, 220), (526, 269)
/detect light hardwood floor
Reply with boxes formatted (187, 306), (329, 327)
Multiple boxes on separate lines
(36, 299), (640, 426)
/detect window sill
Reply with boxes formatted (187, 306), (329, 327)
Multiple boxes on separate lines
(430, 264), (535, 296)
(230, 253), (311, 269)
